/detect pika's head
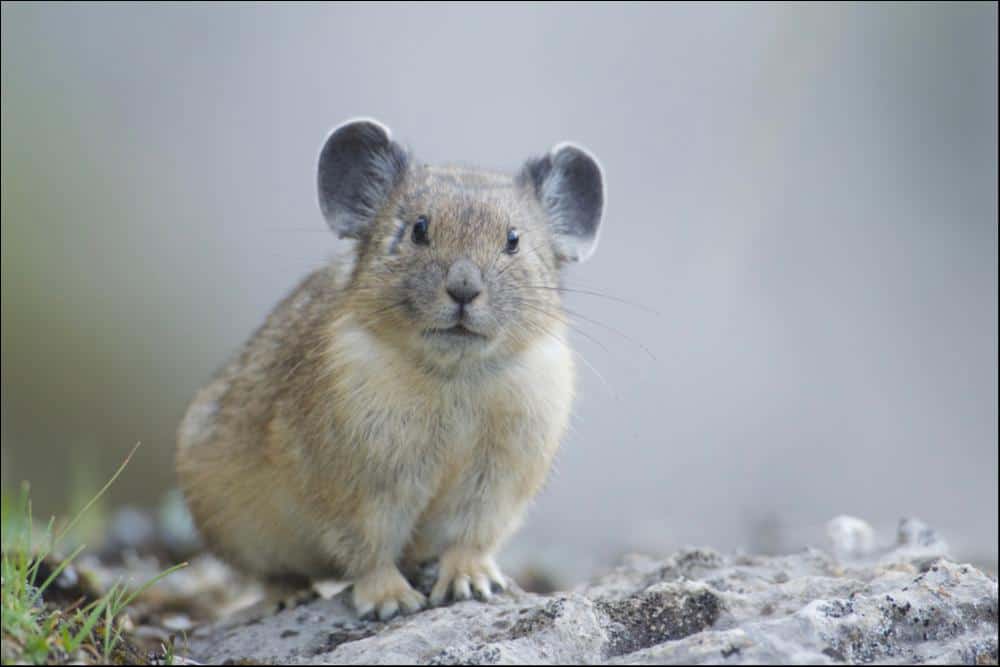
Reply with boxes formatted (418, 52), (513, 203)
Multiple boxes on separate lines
(317, 119), (604, 367)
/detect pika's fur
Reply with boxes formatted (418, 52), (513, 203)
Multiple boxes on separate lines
(176, 119), (605, 620)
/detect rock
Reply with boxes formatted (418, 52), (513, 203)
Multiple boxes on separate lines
(97, 491), (203, 563)
(881, 518), (951, 570)
(826, 515), (877, 560)
(184, 519), (998, 665)
(158, 488), (203, 560)
(106, 506), (157, 552)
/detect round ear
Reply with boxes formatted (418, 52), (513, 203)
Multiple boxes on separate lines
(317, 118), (409, 239)
(518, 142), (605, 263)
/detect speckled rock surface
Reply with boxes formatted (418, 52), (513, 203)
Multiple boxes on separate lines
(185, 519), (998, 665)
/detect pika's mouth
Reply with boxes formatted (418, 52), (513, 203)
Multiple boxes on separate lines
(424, 324), (487, 340)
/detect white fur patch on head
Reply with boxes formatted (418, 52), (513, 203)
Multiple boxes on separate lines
(177, 396), (220, 449)
(383, 217), (408, 255)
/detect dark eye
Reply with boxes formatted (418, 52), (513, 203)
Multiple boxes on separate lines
(412, 215), (430, 245)
(505, 228), (520, 254)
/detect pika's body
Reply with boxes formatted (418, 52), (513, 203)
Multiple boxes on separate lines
(177, 120), (604, 619)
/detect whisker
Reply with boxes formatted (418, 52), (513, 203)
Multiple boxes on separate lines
(512, 299), (615, 357)
(493, 240), (547, 279)
(512, 315), (616, 397)
(513, 293), (658, 363)
(520, 285), (661, 316)
(259, 227), (332, 234)
(559, 306), (658, 362)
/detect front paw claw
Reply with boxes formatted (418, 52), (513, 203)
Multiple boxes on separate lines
(472, 573), (497, 601)
(430, 550), (506, 606)
(353, 567), (426, 621)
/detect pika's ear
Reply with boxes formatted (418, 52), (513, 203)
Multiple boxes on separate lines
(317, 118), (409, 239)
(519, 142), (605, 263)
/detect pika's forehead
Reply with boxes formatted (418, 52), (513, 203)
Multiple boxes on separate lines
(415, 164), (516, 192)
(399, 165), (529, 226)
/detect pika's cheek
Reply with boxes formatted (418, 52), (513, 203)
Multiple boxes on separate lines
(399, 273), (444, 312)
(399, 296), (422, 320)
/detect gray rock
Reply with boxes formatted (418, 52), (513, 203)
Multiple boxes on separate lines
(185, 519), (998, 665)
(106, 506), (157, 551)
(158, 488), (203, 559)
(826, 515), (877, 560)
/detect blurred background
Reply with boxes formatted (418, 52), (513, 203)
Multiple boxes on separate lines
(2, 3), (997, 582)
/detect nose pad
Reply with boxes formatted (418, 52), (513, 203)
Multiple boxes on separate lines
(447, 284), (481, 305)
(446, 258), (484, 305)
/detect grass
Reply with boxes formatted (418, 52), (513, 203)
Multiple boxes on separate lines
(1, 444), (188, 665)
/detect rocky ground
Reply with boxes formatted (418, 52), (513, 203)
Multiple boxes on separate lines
(170, 517), (997, 665)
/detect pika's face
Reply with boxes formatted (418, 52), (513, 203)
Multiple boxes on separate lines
(317, 120), (604, 367)
(351, 170), (564, 362)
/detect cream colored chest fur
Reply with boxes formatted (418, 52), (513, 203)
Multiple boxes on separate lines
(316, 315), (575, 564)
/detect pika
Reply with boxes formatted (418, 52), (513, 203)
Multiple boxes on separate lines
(176, 119), (605, 620)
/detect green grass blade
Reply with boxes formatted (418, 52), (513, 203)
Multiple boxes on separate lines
(101, 561), (189, 662)
(117, 561), (189, 611)
(54, 442), (141, 545)
(64, 591), (112, 655)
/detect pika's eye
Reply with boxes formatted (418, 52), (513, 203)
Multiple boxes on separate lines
(505, 228), (520, 255)
(412, 215), (430, 245)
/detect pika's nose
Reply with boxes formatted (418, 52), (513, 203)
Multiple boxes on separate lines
(446, 258), (483, 305)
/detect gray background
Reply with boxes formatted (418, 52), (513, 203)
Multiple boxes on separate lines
(3, 3), (997, 578)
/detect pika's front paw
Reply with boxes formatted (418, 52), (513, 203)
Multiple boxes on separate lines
(430, 549), (507, 606)
(352, 566), (426, 621)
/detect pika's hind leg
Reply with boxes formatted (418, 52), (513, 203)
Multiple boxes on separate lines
(266, 574), (320, 613)
(216, 574), (316, 624)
